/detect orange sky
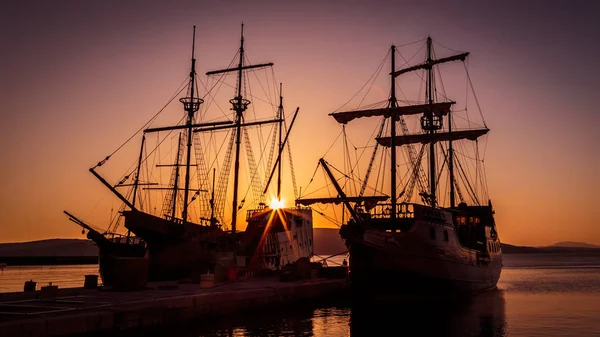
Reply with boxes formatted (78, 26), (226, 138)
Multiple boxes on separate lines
(1, 1), (599, 246)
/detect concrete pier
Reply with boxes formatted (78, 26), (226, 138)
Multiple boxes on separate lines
(0, 277), (347, 337)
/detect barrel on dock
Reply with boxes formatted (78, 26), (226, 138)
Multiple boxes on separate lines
(200, 274), (215, 288)
(84, 274), (99, 289)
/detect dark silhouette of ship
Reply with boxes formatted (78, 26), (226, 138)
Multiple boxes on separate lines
(298, 37), (502, 293)
(65, 25), (313, 285)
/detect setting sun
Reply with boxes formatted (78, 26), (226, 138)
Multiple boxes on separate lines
(270, 198), (285, 210)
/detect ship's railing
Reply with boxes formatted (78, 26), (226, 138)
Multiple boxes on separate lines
(246, 204), (312, 220)
(313, 251), (348, 267)
(246, 203), (268, 220)
(364, 202), (415, 219)
(161, 213), (186, 225)
(104, 232), (144, 245)
(290, 204), (311, 210)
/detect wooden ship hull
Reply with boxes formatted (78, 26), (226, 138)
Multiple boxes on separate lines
(340, 204), (502, 293)
(96, 242), (146, 287)
(123, 210), (225, 281)
(121, 206), (313, 280)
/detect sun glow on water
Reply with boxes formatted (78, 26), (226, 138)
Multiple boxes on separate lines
(270, 198), (285, 210)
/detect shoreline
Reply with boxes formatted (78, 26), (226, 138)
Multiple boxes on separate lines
(0, 256), (98, 266)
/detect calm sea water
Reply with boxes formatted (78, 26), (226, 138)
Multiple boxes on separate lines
(1, 254), (599, 336)
(0, 264), (100, 293)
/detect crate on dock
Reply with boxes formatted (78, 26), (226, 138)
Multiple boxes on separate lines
(84, 274), (99, 289)
(40, 283), (58, 298)
(279, 258), (322, 282)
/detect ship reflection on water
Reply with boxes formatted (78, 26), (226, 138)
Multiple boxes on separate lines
(122, 255), (600, 337)
(130, 289), (506, 337)
(349, 289), (506, 337)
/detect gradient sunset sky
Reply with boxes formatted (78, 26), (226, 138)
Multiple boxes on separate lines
(1, 0), (598, 246)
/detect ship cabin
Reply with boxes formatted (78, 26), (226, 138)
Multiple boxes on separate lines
(452, 202), (500, 256)
(350, 201), (499, 255)
(242, 204), (313, 270)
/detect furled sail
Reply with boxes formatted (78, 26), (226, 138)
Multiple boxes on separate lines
(330, 102), (455, 124)
(376, 128), (489, 147)
(206, 63), (274, 76)
(295, 195), (388, 206)
(392, 52), (469, 77)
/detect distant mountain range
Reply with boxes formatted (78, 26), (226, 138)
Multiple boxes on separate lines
(549, 241), (600, 248)
(0, 239), (98, 257)
(0, 229), (598, 265)
(0, 239), (99, 265)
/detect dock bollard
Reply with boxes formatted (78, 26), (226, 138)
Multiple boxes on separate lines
(24, 280), (36, 292)
(84, 274), (99, 289)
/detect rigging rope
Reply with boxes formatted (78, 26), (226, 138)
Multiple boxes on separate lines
(455, 150), (480, 205)
(332, 50), (389, 113)
(214, 129), (236, 228)
(93, 77), (189, 169)
(243, 126), (265, 205)
(464, 63), (487, 127)
(311, 208), (342, 227)
(193, 131), (212, 219)
(284, 120), (299, 199)
(432, 39), (466, 55)
(300, 161), (322, 198)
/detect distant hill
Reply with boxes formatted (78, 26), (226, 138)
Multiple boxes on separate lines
(1, 232), (599, 263)
(550, 241), (600, 249)
(0, 239), (97, 257)
(499, 243), (541, 254)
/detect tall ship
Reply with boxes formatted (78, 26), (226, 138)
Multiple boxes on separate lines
(298, 37), (501, 293)
(65, 25), (313, 283)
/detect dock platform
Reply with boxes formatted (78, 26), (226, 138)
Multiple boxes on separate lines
(0, 277), (347, 337)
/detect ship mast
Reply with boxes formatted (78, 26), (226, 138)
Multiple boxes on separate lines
(180, 26), (203, 223)
(127, 134), (146, 237)
(230, 24), (248, 238)
(421, 37), (444, 207)
(203, 24), (281, 236)
(277, 83), (283, 202)
(449, 101), (455, 208)
(389, 45), (397, 219)
(210, 168), (216, 226)
(171, 133), (183, 220)
(427, 37), (438, 206)
(131, 135), (145, 209)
